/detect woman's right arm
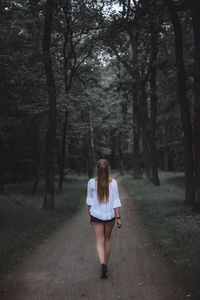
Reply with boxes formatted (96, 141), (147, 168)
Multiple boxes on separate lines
(86, 180), (93, 224)
(87, 205), (91, 223)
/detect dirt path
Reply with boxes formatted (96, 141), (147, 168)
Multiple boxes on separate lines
(0, 183), (188, 300)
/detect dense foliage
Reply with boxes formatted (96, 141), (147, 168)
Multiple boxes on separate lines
(0, 0), (200, 209)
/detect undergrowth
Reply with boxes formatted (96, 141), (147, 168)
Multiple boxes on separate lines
(0, 175), (87, 278)
(120, 172), (200, 299)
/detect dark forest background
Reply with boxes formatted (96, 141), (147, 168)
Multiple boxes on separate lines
(0, 0), (200, 211)
(1, 2), (200, 296)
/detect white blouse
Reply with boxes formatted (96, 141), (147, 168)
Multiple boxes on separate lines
(86, 178), (121, 220)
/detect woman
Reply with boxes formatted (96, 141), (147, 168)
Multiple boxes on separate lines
(86, 159), (122, 279)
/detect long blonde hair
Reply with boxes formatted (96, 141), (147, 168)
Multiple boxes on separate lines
(96, 159), (110, 203)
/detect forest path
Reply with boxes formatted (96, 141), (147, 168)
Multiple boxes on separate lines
(0, 182), (187, 300)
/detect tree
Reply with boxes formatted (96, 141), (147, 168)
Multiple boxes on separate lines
(190, 0), (200, 209)
(149, 20), (160, 185)
(30, 0), (43, 194)
(42, 0), (57, 210)
(164, 0), (195, 204)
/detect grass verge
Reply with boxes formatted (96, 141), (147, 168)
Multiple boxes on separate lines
(120, 172), (200, 298)
(0, 175), (88, 278)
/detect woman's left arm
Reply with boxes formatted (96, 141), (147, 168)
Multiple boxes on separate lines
(114, 207), (122, 228)
(86, 180), (93, 223)
(113, 181), (122, 228)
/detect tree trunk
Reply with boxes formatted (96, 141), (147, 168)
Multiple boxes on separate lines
(132, 83), (142, 179)
(58, 109), (68, 190)
(81, 109), (94, 178)
(164, 0), (195, 204)
(140, 79), (151, 181)
(110, 126), (118, 169)
(42, 0), (57, 210)
(149, 23), (160, 185)
(190, 0), (200, 209)
(119, 130), (124, 176)
(30, 0), (41, 194)
(0, 134), (5, 196)
(119, 100), (127, 175)
(163, 121), (169, 171)
(30, 0), (40, 59)
(131, 34), (142, 179)
(58, 1), (75, 190)
(31, 119), (41, 194)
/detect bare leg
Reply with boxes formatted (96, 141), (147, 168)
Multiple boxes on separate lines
(104, 219), (115, 265)
(92, 222), (105, 264)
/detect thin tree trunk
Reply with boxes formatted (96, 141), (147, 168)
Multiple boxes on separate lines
(89, 118), (96, 169)
(58, 109), (68, 190)
(58, 1), (75, 190)
(31, 119), (41, 194)
(131, 34), (142, 178)
(81, 109), (94, 178)
(119, 130), (124, 176)
(140, 80), (151, 181)
(132, 83), (142, 179)
(163, 122), (169, 171)
(164, 0), (195, 204)
(42, 0), (57, 210)
(119, 100), (127, 175)
(149, 23), (160, 185)
(110, 126), (118, 169)
(30, 0), (41, 194)
(0, 134), (5, 196)
(190, 0), (200, 209)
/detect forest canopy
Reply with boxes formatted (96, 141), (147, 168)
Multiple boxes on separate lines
(0, 0), (200, 210)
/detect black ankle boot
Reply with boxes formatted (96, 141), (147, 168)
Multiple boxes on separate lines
(101, 264), (108, 279)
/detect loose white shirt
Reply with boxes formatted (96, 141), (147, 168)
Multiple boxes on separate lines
(86, 178), (121, 220)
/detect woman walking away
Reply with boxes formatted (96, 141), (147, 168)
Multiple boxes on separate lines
(86, 159), (122, 279)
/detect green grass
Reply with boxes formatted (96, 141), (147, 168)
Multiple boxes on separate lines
(120, 172), (200, 298)
(0, 175), (88, 278)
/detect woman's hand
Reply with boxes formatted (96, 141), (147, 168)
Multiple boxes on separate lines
(114, 208), (122, 228)
(117, 219), (122, 229)
(89, 214), (91, 224)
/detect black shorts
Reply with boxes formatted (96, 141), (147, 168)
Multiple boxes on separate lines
(90, 215), (115, 223)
